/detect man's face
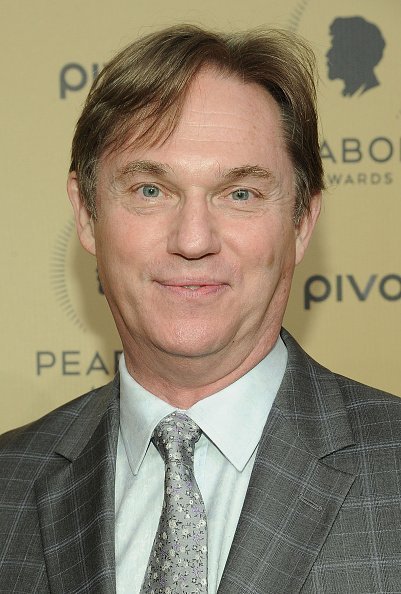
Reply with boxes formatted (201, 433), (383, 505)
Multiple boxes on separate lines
(69, 69), (319, 370)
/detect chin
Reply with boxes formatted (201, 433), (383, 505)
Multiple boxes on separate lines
(154, 326), (230, 359)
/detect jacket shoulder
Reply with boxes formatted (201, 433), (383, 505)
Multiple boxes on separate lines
(0, 382), (113, 471)
(335, 371), (401, 413)
(334, 372), (401, 440)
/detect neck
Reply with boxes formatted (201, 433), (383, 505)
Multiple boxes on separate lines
(122, 331), (280, 409)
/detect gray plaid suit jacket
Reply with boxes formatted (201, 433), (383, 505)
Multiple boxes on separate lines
(1, 329), (401, 593)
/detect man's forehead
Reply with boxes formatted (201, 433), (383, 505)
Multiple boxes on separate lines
(103, 69), (284, 159)
(173, 68), (283, 135)
(96, 69), (293, 194)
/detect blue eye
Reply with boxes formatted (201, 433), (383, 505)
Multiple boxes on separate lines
(141, 185), (160, 198)
(231, 189), (250, 201)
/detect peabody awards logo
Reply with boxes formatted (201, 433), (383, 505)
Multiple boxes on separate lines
(288, 0), (401, 310)
(39, 219), (122, 379)
(51, 219), (104, 332)
(326, 16), (385, 98)
(288, 0), (401, 189)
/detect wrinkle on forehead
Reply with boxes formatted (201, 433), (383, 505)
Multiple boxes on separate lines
(100, 68), (294, 201)
(104, 68), (284, 154)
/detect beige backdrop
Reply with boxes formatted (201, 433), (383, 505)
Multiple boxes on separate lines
(2, 0), (400, 434)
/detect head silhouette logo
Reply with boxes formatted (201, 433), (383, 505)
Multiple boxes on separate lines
(326, 16), (385, 97)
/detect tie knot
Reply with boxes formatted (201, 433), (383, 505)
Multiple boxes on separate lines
(152, 412), (201, 467)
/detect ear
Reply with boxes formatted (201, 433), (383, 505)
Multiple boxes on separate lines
(67, 172), (96, 256)
(295, 192), (321, 265)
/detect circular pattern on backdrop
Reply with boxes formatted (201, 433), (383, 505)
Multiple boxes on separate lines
(51, 219), (84, 330)
(50, 218), (115, 335)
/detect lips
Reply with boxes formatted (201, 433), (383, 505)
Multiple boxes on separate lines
(155, 279), (229, 296)
(156, 277), (227, 287)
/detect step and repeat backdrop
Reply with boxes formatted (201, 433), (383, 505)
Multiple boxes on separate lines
(2, 0), (400, 433)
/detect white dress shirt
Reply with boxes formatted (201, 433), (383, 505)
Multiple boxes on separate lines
(115, 337), (287, 594)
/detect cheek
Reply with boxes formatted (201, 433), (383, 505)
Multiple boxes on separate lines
(95, 214), (149, 264)
(93, 224), (133, 297)
(233, 222), (295, 274)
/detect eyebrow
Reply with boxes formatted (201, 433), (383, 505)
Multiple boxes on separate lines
(115, 160), (274, 184)
(115, 160), (172, 179)
(221, 166), (273, 183)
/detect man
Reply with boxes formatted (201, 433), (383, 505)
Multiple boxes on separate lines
(1, 25), (401, 594)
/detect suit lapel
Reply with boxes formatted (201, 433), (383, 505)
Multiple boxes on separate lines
(218, 330), (357, 594)
(35, 379), (120, 594)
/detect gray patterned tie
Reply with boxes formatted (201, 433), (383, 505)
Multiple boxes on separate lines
(140, 411), (208, 594)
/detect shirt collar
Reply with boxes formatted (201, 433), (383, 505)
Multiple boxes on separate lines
(119, 337), (287, 475)
(119, 360), (174, 476)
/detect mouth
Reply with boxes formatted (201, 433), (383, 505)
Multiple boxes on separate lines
(181, 284), (208, 290)
(155, 279), (229, 297)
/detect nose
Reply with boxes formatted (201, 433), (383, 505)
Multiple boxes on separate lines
(167, 193), (221, 259)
